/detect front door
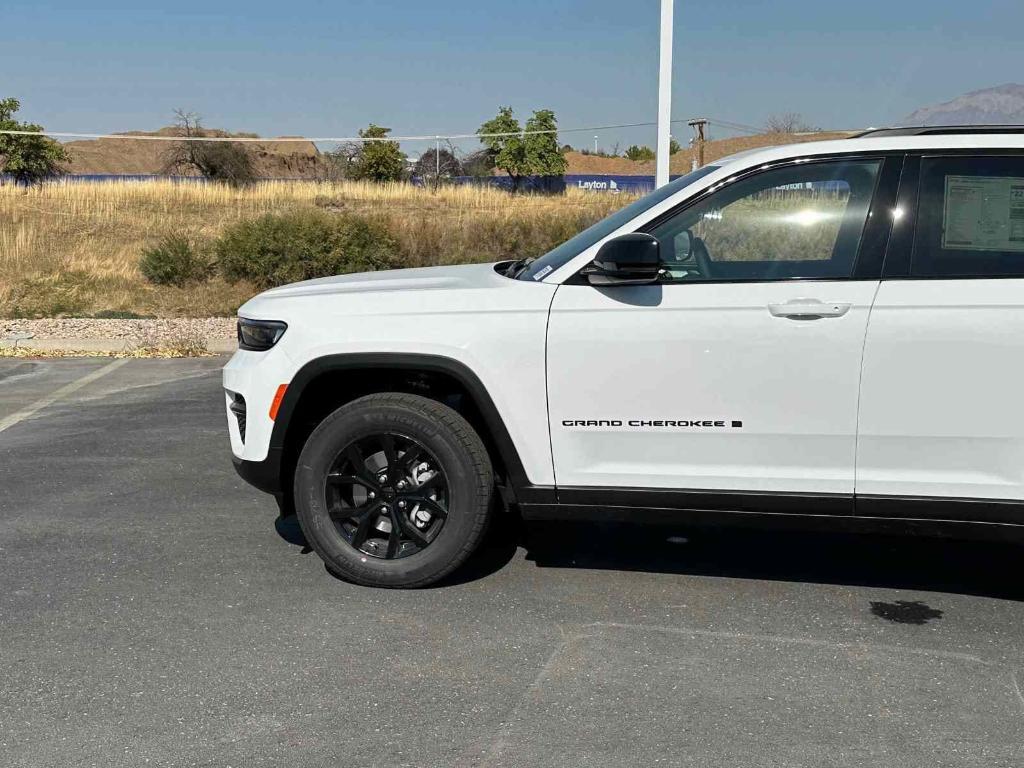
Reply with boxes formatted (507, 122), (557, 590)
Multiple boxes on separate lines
(546, 157), (897, 503)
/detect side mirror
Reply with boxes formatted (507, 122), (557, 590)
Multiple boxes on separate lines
(585, 233), (661, 286)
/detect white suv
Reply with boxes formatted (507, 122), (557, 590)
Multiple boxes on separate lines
(224, 127), (1024, 587)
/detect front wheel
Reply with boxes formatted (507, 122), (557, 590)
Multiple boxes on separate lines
(293, 393), (495, 587)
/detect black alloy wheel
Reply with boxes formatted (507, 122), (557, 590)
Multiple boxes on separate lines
(294, 392), (495, 588)
(326, 432), (449, 559)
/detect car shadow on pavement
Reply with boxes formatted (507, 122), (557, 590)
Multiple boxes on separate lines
(272, 511), (522, 587)
(276, 509), (1023, 599)
(523, 521), (1024, 601)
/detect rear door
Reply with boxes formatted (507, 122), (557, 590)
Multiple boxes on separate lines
(857, 152), (1024, 514)
(546, 155), (901, 504)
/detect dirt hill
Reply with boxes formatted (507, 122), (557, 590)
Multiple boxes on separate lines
(564, 131), (857, 175)
(65, 125), (857, 179)
(65, 126), (326, 178)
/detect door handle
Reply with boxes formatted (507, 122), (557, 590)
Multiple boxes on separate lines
(767, 299), (851, 319)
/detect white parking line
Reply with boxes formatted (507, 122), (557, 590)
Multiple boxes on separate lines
(0, 358), (131, 434)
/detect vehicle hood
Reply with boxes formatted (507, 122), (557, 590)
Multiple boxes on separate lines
(240, 264), (512, 313)
(251, 262), (506, 301)
(236, 261), (549, 322)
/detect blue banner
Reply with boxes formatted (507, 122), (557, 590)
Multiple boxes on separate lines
(440, 174), (688, 194)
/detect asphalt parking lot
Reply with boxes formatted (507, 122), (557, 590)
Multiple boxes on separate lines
(2, 357), (1023, 768)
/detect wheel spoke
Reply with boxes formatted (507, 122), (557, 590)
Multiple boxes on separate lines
(413, 496), (448, 519)
(328, 503), (352, 521)
(417, 472), (444, 493)
(395, 512), (430, 547)
(401, 445), (423, 471)
(380, 434), (399, 469)
(330, 498), (380, 522)
(350, 506), (378, 548)
(345, 444), (377, 487)
(385, 512), (402, 558)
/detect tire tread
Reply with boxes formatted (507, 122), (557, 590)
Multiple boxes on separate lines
(294, 392), (494, 588)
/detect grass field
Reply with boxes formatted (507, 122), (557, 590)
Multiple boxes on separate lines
(0, 180), (636, 318)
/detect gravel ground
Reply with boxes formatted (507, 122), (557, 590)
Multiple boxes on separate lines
(1, 317), (236, 344)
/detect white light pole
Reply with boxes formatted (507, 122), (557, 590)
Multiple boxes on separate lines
(656, 0), (674, 188)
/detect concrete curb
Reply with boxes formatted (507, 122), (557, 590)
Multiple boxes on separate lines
(0, 337), (236, 355)
(2, 318), (238, 356)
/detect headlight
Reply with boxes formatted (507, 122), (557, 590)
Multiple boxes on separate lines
(237, 318), (288, 351)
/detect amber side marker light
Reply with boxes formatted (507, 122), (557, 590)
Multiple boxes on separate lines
(269, 384), (288, 421)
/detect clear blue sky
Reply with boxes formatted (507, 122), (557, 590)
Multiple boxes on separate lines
(3, 0), (1022, 153)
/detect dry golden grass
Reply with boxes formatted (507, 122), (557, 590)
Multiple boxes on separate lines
(0, 179), (636, 318)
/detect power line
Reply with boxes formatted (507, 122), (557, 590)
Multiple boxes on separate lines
(0, 116), (770, 144)
(704, 118), (765, 135)
(0, 122), (646, 143)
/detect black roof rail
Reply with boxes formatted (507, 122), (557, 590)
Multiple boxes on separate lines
(856, 125), (1024, 138)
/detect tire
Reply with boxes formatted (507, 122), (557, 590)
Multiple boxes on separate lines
(293, 392), (495, 587)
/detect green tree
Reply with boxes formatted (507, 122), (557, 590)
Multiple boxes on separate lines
(625, 144), (656, 162)
(523, 109), (567, 178)
(479, 107), (567, 191)
(0, 98), (70, 185)
(669, 137), (682, 155)
(351, 124), (405, 183)
(478, 107), (529, 190)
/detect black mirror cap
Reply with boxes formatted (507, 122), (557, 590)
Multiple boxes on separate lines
(587, 233), (661, 286)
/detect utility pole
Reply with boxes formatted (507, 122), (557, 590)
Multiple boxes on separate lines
(688, 118), (708, 169)
(656, 0), (674, 188)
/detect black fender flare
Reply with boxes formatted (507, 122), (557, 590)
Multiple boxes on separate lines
(243, 353), (552, 503)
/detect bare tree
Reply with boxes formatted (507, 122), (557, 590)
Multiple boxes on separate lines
(414, 141), (463, 191)
(765, 112), (820, 134)
(461, 147), (495, 179)
(321, 141), (362, 180)
(162, 110), (256, 186)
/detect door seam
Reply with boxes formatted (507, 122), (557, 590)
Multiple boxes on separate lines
(852, 280), (883, 502)
(543, 284), (561, 496)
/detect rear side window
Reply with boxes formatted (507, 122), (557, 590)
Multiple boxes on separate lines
(912, 156), (1024, 278)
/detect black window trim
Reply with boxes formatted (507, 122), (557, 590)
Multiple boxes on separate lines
(882, 149), (1024, 281)
(567, 151), (906, 286)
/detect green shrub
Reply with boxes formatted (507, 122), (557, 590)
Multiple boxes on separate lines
(6, 274), (89, 318)
(215, 209), (400, 289)
(624, 145), (656, 162)
(140, 235), (214, 286)
(4, 271), (130, 319)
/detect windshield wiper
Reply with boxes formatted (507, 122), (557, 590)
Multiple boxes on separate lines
(504, 257), (536, 278)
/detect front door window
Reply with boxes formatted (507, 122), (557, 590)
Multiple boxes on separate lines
(647, 159), (882, 282)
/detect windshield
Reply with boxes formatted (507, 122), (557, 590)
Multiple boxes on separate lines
(518, 165), (720, 281)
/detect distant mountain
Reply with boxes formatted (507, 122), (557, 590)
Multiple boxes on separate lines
(903, 84), (1024, 126)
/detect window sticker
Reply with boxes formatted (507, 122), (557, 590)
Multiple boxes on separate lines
(532, 265), (554, 280)
(942, 175), (1024, 253)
